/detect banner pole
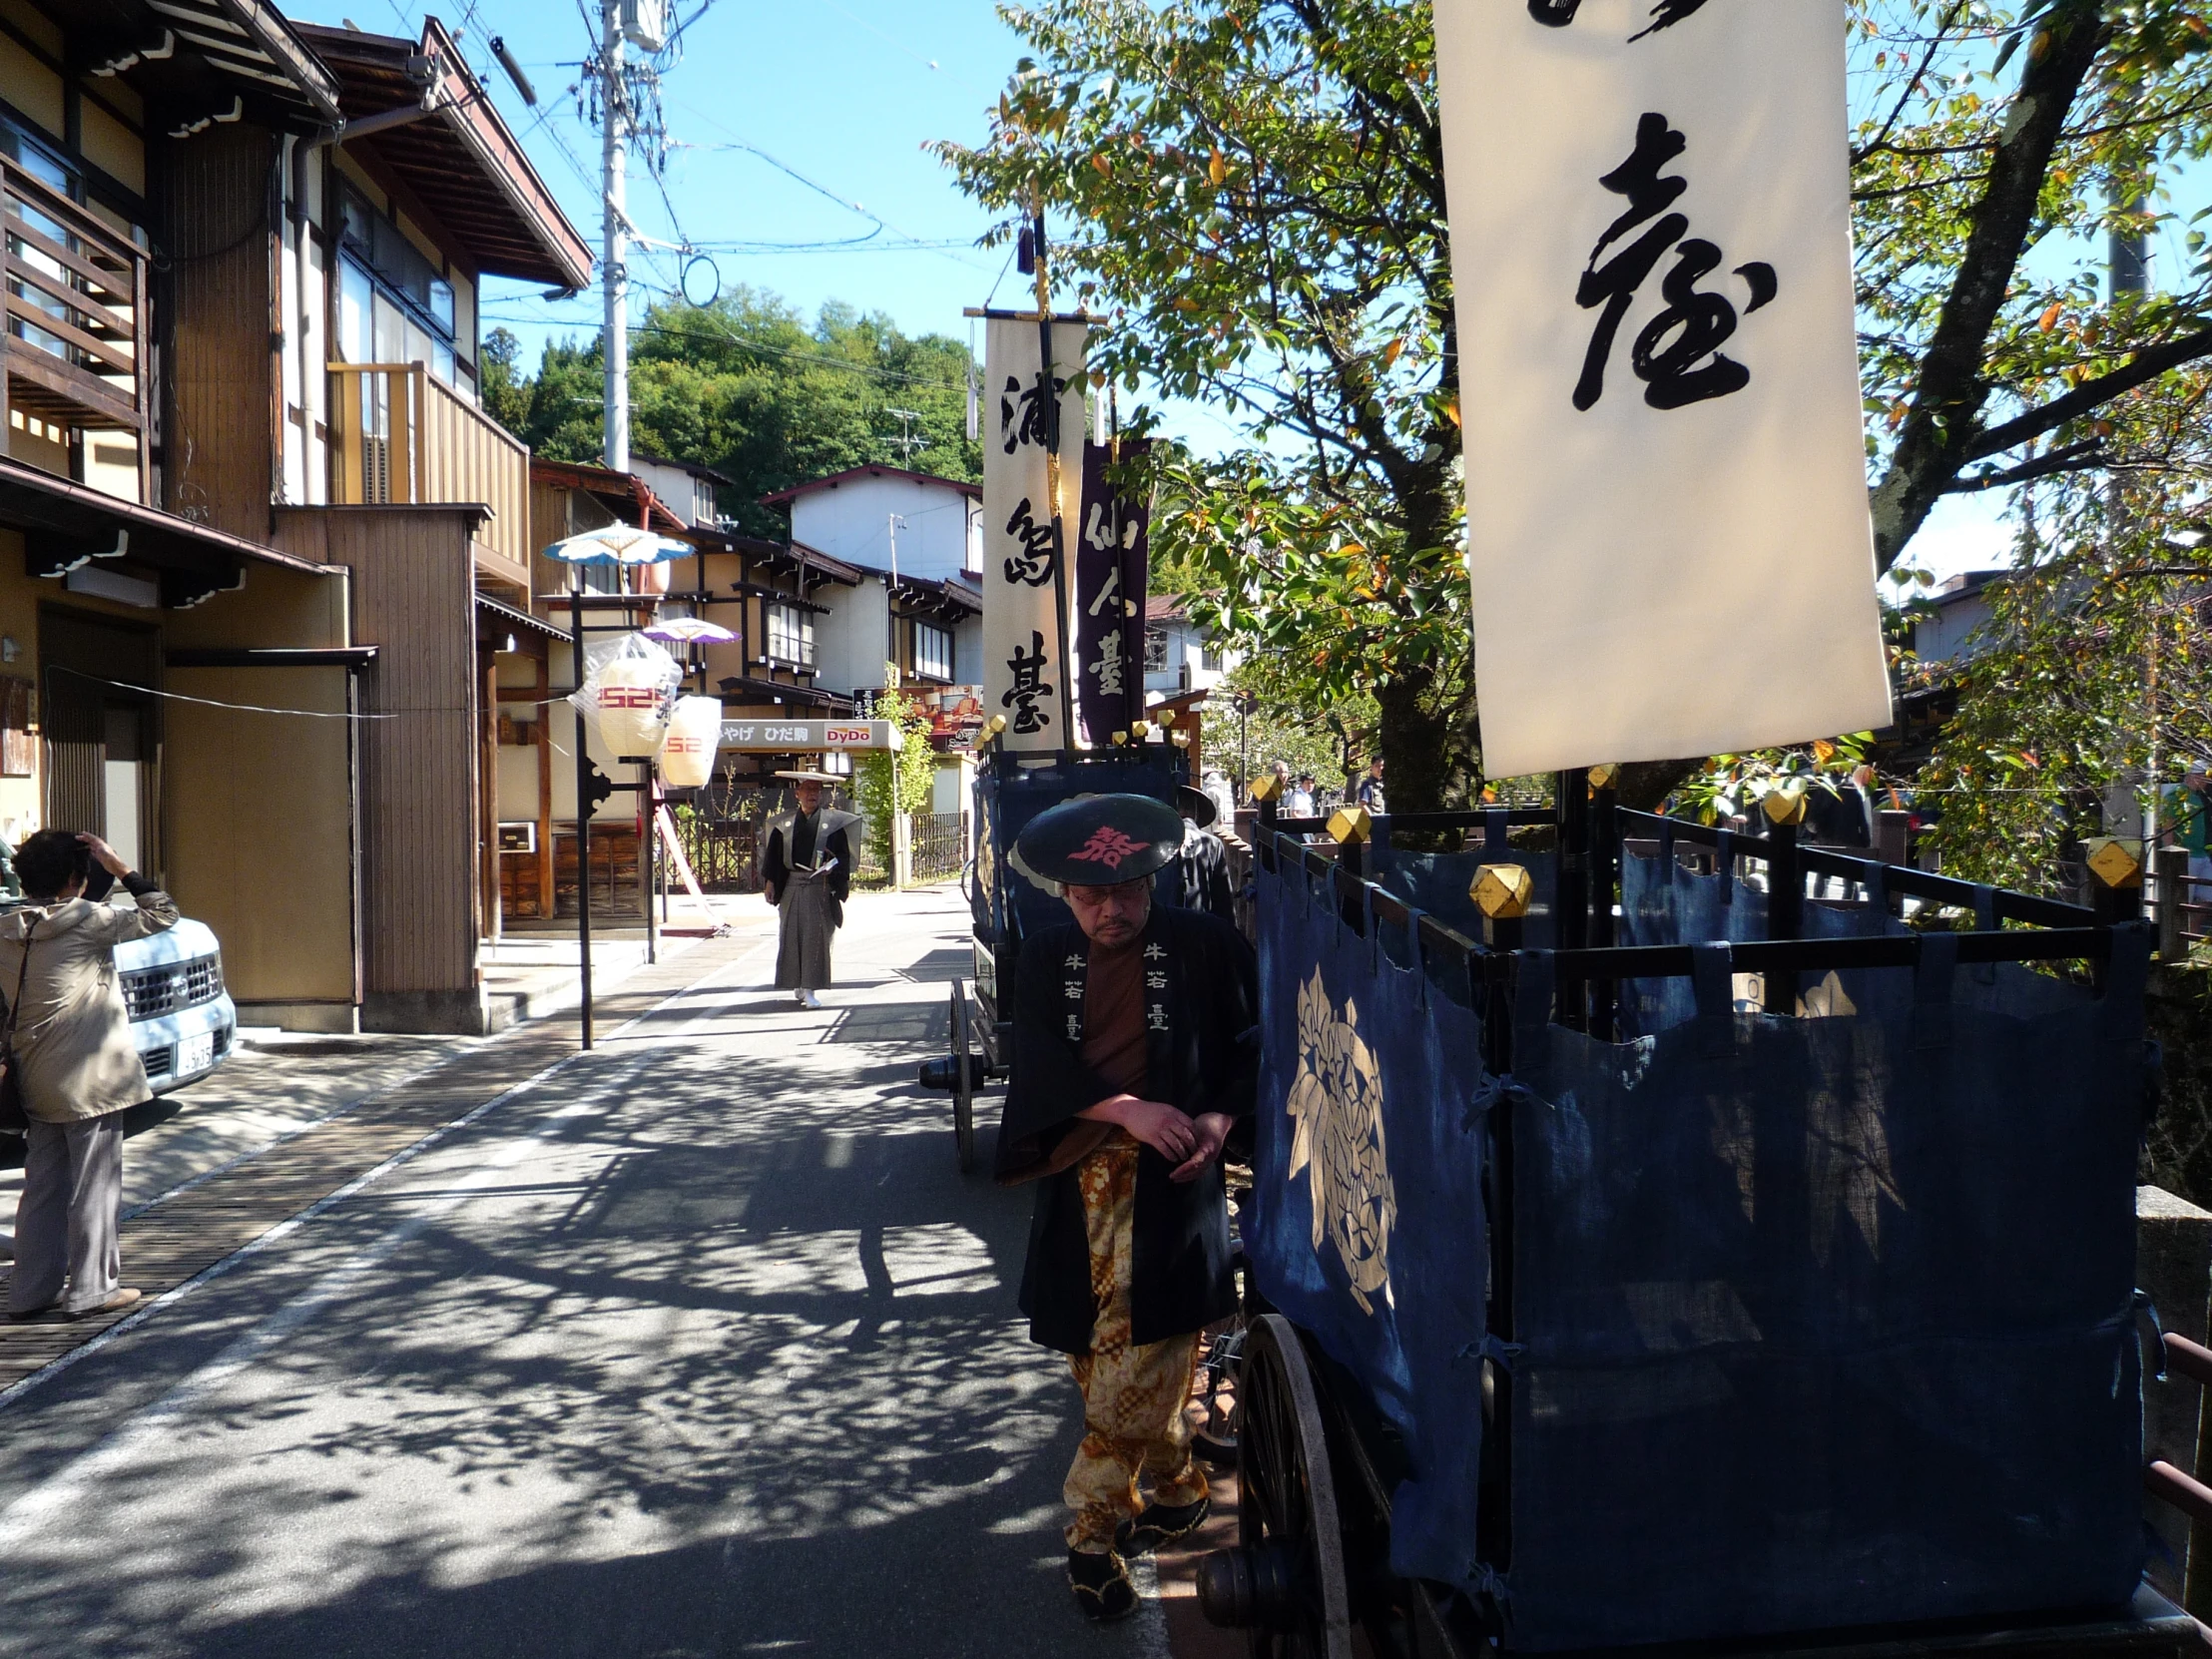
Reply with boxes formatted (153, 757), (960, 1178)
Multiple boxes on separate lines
(1031, 192), (1077, 741)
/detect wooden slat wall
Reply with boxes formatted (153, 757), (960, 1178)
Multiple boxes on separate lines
(160, 128), (276, 543)
(276, 507), (480, 1005)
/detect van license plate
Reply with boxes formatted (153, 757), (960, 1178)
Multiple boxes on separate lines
(175, 1032), (215, 1076)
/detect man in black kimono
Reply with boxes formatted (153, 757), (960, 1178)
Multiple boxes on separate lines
(995, 794), (1260, 1623)
(760, 771), (857, 1009)
(1158, 784), (1236, 922)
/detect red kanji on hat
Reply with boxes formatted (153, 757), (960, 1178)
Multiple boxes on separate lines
(1067, 827), (1148, 871)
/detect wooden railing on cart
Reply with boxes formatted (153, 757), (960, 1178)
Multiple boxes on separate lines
(0, 155), (151, 497)
(327, 361), (532, 580)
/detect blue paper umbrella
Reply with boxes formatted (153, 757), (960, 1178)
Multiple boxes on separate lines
(541, 527), (692, 565)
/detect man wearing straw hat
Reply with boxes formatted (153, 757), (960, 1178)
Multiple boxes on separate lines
(761, 771), (858, 1009)
(995, 793), (1259, 1623)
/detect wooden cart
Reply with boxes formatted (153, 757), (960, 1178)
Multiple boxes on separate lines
(1199, 779), (2195, 1659)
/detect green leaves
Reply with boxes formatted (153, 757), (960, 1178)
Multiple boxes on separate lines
(936, 0), (1470, 801)
(484, 287), (980, 538)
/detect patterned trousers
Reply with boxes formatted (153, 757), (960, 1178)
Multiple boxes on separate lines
(1064, 1137), (1208, 1553)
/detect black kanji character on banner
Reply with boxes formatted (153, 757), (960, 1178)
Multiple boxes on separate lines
(999, 369), (1067, 456)
(1573, 112), (1776, 413)
(1002, 631), (1055, 733)
(1004, 497), (1056, 587)
(1529, 0), (1717, 34)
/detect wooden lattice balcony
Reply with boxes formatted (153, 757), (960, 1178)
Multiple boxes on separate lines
(1, 155), (151, 499)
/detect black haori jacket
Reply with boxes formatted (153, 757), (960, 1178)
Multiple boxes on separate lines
(995, 905), (1260, 1354)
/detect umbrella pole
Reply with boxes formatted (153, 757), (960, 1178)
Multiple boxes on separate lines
(572, 580), (594, 1050)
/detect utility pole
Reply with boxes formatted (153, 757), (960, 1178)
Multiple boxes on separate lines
(600, 0), (630, 475)
(886, 512), (906, 668)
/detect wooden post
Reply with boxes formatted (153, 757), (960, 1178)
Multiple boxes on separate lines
(2159, 846), (2189, 963)
(1473, 860), (1534, 952)
(1555, 768), (1590, 1032)
(1588, 765), (1620, 1040)
(1764, 786), (1808, 1015)
(535, 652), (555, 920)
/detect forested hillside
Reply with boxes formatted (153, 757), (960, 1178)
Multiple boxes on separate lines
(483, 286), (980, 538)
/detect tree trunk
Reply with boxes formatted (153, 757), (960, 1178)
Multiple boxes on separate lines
(1375, 662), (1478, 822)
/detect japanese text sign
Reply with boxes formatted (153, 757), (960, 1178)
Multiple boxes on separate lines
(1434, 0), (1893, 776)
(982, 316), (1088, 752)
(1076, 439), (1150, 747)
(718, 720), (902, 753)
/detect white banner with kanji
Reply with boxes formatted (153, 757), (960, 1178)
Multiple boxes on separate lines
(1434, 0), (1893, 778)
(981, 317), (1088, 753)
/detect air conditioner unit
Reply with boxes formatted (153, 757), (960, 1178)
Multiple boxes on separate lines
(620, 0), (668, 52)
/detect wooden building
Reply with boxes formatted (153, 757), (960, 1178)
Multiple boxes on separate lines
(0, 3), (590, 1032)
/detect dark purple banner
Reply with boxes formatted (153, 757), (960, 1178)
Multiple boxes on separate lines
(1075, 439), (1150, 748)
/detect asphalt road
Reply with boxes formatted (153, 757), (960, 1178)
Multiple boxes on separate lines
(0, 887), (1172, 1658)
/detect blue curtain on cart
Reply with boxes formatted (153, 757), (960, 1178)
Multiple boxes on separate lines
(1372, 809), (1556, 951)
(1496, 928), (2153, 1651)
(1246, 853), (1491, 1588)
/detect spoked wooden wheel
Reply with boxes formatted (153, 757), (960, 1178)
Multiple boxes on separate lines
(1195, 1314), (1352, 1658)
(949, 980), (976, 1173)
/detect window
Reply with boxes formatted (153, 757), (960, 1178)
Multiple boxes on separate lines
(767, 603), (815, 667)
(911, 619), (952, 682)
(334, 186), (463, 389)
(1143, 626), (1170, 673)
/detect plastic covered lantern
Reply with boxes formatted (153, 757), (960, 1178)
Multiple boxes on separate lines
(659, 696), (722, 789)
(585, 638), (682, 760)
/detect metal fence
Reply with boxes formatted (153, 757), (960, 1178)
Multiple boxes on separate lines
(912, 813), (966, 884)
(668, 795), (966, 892)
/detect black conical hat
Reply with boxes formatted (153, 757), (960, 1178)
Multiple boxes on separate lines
(1015, 793), (1184, 886)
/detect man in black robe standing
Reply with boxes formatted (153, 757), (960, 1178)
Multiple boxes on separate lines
(995, 794), (1259, 1623)
(760, 771), (857, 1009)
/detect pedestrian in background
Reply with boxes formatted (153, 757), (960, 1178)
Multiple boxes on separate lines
(761, 771), (858, 1009)
(1159, 786), (1237, 922)
(3, 830), (178, 1323)
(1286, 773), (1316, 818)
(2165, 768), (2212, 886)
(1357, 756), (1386, 815)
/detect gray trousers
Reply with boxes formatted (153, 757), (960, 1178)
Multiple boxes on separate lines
(9, 1114), (124, 1315)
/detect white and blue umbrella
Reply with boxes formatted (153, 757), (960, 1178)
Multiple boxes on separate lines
(541, 526), (692, 565)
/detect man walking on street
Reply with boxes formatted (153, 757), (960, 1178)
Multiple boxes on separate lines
(995, 794), (1259, 1623)
(761, 771), (858, 1009)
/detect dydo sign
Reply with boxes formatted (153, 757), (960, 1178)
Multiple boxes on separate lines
(1433, 0), (1893, 776)
(718, 720), (904, 753)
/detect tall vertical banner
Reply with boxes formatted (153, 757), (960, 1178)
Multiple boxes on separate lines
(1433, 0), (1893, 778)
(982, 318), (1088, 753)
(1075, 438), (1151, 747)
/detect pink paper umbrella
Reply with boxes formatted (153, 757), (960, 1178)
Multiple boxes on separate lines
(642, 617), (738, 645)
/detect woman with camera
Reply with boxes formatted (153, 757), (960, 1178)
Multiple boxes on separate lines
(2, 830), (178, 1322)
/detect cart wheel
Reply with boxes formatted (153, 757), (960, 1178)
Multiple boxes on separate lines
(950, 980), (976, 1174)
(1196, 1313), (1352, 1658)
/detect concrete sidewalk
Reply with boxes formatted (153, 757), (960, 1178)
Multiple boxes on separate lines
(0, 910), (777, 1256)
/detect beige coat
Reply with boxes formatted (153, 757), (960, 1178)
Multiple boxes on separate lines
(0, 888), (180, 1123)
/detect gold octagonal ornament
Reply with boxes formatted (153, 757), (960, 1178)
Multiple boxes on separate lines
(1470, 861), (1535, 919)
